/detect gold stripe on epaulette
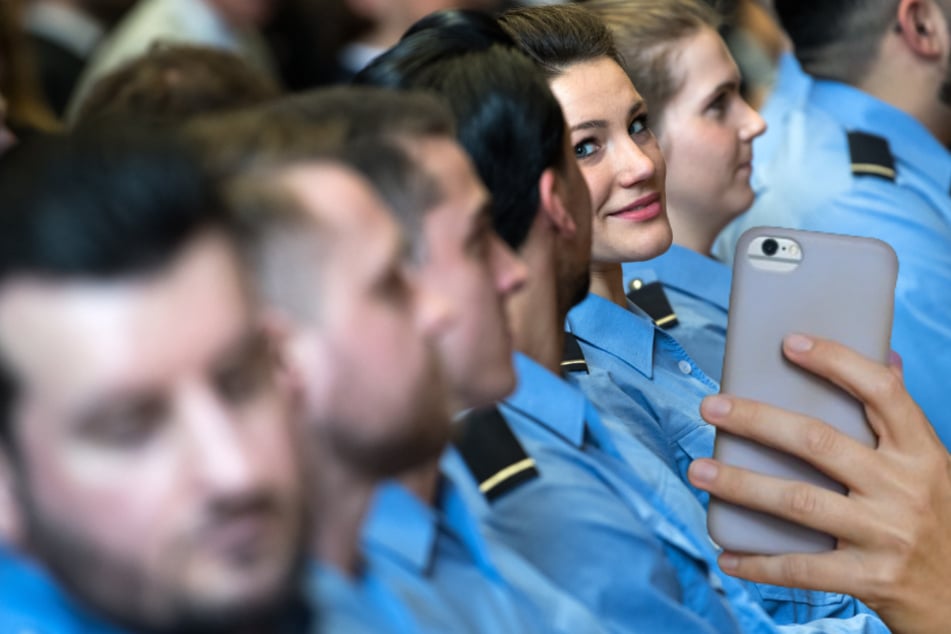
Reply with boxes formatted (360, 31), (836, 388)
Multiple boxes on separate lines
(654, 314), (678, 327)
(851, 163), (896, 179)
(479, 458), (536, 494)
(560, 359), (587, 369)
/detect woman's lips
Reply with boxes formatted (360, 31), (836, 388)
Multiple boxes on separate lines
(608, 192), (662, 222)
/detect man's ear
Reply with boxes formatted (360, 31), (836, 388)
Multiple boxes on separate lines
(896, 0), (946, 59)
(0, 450), (24, 546)
(538, 167), (577, 237)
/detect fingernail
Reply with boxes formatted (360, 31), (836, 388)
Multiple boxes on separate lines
(690, 459), (719, 484)
(720, 553), (739, 571)
(702, 395), (732, 420)
(889, 350), (903, 371)
(785, 333), (814, 353)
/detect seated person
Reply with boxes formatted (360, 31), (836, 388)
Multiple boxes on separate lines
(0, 125), (308, 633)
(712, 0), (951, 450)
(587, 0), (767, 381)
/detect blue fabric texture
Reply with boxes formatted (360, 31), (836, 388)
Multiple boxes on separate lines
(623, 244), (731, 381)
(715, 76), (951, 450)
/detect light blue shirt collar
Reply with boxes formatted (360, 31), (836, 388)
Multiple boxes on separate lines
(363, 482), (438, 574)
(362, 474), (503, 583)
(506, 353), (588, 448)
(505, 353), (621, 459)
(566, 293), (655, 379)
(809, 79), (951, 193)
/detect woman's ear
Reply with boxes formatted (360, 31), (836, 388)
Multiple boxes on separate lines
(538, 167), (578, 237)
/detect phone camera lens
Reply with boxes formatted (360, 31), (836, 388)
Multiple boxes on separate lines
(761, 238), (779, 256)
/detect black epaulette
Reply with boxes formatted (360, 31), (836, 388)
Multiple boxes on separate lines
(627, 278), (678, 329)
(561, 332), (589, 375)
(454, 406), (540, 503)
(848, 131), (896, 182)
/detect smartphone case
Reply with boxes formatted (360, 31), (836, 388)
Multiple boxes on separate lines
(707, 227), (898, 555)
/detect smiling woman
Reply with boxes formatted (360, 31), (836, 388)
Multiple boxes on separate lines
(584, 0), (766, 257)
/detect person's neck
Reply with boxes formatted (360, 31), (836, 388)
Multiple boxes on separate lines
(589, 262), (628, 309)
(666, 205), (719, 256)
(397, 458), (442, 506)
(509, 234), (565, 375)
(311, 448), (376, 577)
(857, 54), (951, 146)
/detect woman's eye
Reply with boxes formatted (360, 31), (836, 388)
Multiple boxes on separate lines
(629, 115), (650, 137)
(707, 94), (728, 116)
(574, 139), (598, 159)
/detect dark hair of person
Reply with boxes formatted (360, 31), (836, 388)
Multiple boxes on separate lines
(773, 0), (897, 84)
(72, 43), (281, 126)
(356, 14), (567, 250)
(0, 124), (225, 447)
(497, 3), (622, 81)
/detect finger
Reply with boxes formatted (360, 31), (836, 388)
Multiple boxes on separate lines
(688, 459), (868, 543)
(782, 334), (927, 450)
(717, 550), (861, 598)
(700, 394), (877, 488)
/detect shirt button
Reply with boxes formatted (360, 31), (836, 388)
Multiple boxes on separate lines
(678, 360), (693, 375)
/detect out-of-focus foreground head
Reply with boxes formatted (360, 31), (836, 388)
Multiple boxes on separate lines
(0, 126), (307, 632)
(191, 88), (458, 475)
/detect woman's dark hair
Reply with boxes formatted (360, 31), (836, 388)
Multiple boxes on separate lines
(356, 11), (567, 250)
(497, 4), (622, 81)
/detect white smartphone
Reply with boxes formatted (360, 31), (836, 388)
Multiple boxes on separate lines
(707, 227), (897, 555)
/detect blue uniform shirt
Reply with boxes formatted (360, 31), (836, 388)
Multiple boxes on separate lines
(714, 77), (951, 449)
(494, 354), (888, 634)
(623, 244), (731, 381)
(361, 467), (583, 633)
(0, 546), (130, 634)
(491, 353), (757, 634)
(567, 292), (717, 496)
(564, 297), (884, 625)
(308, 562), (420, 633)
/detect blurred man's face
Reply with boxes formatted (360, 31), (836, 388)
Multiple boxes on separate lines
(278, 165), (453, 477)
(410, 137), (527, 410)
(0, 233), (306, 632)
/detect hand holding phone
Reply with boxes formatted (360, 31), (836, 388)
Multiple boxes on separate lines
(707, 227), (897, 554)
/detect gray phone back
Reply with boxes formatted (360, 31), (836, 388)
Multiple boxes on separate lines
(707, 227), (897, 554)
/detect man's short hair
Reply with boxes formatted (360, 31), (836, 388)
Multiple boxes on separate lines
(72, 43), (281, 126)
(0, 124), (225, 447)
(356, 13), (567, 250)
(774, 0), (900, 84)
(186, 87), (456, 315)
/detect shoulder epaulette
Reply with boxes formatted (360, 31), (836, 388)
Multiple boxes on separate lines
(848, 131), (896, 181)
(454, 406), (540, 503)
(627, 278), (679, 329)
(561, 332), (589, 375)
